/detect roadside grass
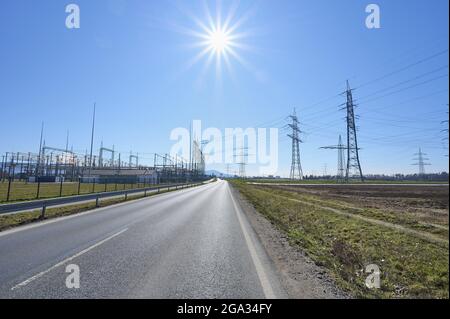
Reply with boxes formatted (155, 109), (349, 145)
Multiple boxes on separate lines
(254, 185), (449, 239)
(0, 181), (171, 203)
(231, 181), (449, 299)
(0, 188), (175, 233)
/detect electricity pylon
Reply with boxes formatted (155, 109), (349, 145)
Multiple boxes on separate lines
(341, 81), (364, 182)
(442, 105), (449, 157)
(412, 148), (431, 177)
(288, 108), (303, 180)
(234, 147), (248, 178)
(320, 135), (347, 183)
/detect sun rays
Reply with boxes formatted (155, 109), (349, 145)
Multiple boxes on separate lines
(174, 0), (257, 81)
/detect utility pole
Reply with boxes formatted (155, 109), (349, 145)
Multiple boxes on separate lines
(1, 155), (5, 181)
(88, 103), (96, 178)
(65, 130), (70, 152)
(288, 108), (303, 180)
(342, 81), (364, 182)
(36, 122), (44, 178)
(320, 135), (347, 183)
(412, 148), (431, 177)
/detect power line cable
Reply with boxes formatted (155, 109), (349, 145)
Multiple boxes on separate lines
(354, 49), (449, 90)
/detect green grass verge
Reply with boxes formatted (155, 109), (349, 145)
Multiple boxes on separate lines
(231, 181), (449, 299)
(246, 179), (449, 185)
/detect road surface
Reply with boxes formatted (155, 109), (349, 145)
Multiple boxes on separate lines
(0, 180), (286, 299)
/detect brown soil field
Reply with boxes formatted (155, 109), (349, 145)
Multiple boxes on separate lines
(234, 181), (449, 298)
(265, 184), (449, 227)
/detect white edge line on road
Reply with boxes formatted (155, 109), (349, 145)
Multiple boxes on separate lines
(227, 184), (276, 299)
(11, 228), (128, 291)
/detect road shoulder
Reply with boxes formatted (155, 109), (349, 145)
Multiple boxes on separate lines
(229, 183), (350, 299)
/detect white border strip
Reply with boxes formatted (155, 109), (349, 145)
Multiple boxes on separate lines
(227, 185), (276, 299)
(11, 228), (128, 290)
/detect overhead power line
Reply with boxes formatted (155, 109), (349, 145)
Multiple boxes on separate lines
(356, 65), (448, 101)
(354, 49), (449, 90)
(358, 74), (449, 105)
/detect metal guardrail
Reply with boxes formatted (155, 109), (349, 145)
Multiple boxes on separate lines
(0, 181), (206, 217)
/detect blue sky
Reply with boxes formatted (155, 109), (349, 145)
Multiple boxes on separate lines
(0, 0), (448, 176)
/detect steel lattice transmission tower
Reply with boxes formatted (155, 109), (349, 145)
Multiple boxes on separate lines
(342, 81), (364, 182)
(412, 148), (431, 176)
(238, 161), (246, 178)
(234, 147), (248, 178)
(442, 105), (449, 157)
(320, 135), (347, 183)
(288, 109), (303, 180)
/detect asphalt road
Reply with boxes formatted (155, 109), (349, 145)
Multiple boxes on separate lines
(0, 180), (286, 299)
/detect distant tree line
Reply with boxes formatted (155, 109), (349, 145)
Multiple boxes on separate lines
(301, 172), (449, 182)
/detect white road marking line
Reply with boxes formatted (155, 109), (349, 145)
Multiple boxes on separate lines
(11, 228), (128, 291)
(227, 185), (276, 299)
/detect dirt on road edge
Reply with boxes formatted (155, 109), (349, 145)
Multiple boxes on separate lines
(229, 183), (351, 299)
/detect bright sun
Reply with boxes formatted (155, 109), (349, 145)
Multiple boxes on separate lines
(207, 29), (231, 54)
(178, 1), (255, 78)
